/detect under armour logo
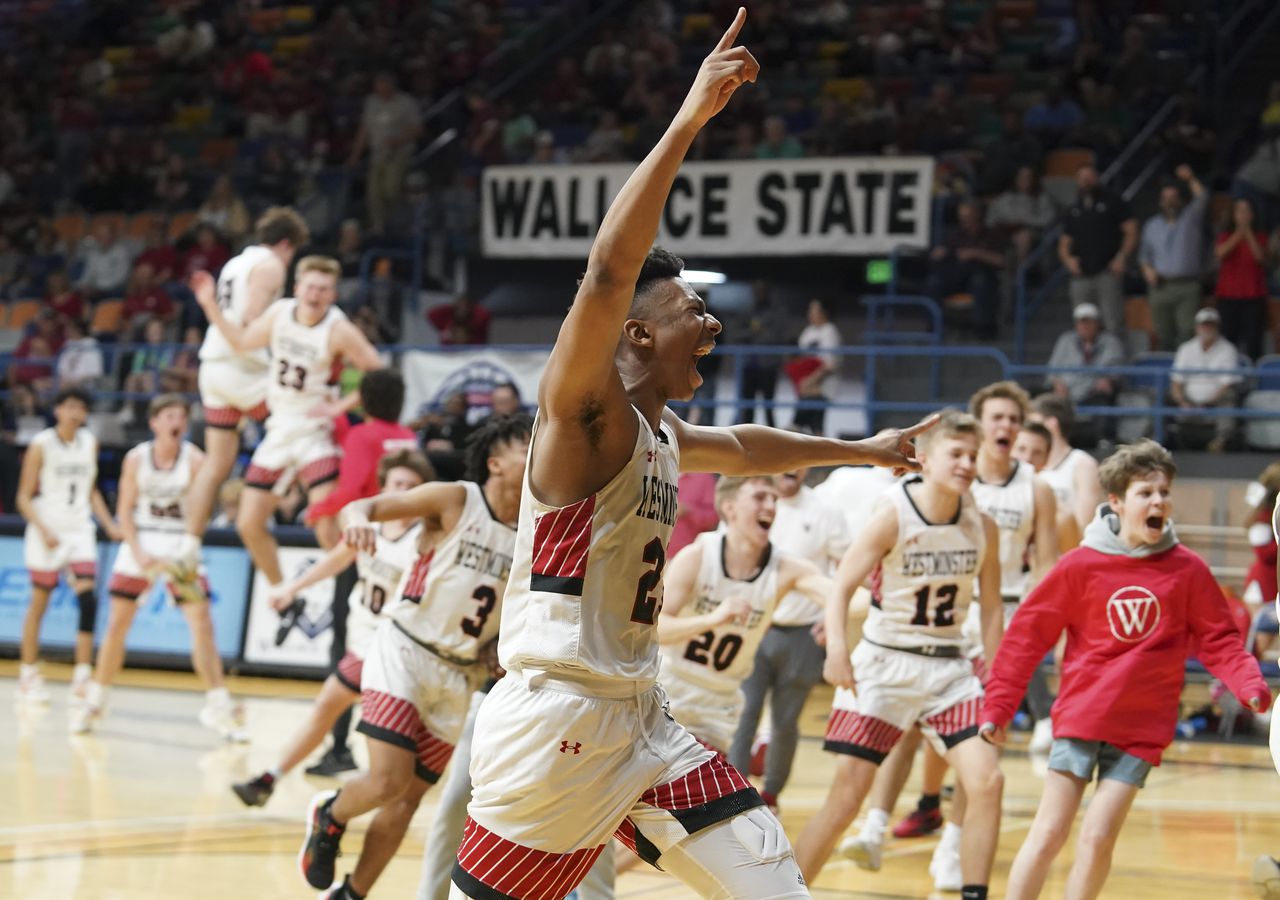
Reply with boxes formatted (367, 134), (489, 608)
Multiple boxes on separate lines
(646, 450), (656, 462)
(1106, 585), (1161, 643)
(559, 741), (582, 755)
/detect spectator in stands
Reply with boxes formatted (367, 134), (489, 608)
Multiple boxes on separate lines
(756, 115), (803, 160)
(1234, 137), (1280, 230)
(76, 221), (134, 299)
(1109, 25), (1157, 105)
(1047, 302), (1125, 407)
(1139, 165), (1208, 352)
(44, 270), (86, 327)
(914, 81), (968, 155)
(8, 310), (63, 392)
(211, 479), (244, 529)
(530, 130), (569, 165)
(927, 199), (1007, 339)
(122, 318), (174, 405)
(1214, 197), (1270, 361)
(0, 234), (21, 297)
(250, 143), (298, 212)
(793, 299), (840, 435)
(987, 165), (1060, 265)
(3, 383), (51, 447)
(413, 392), (475, 454)
(1060, 163), (1137, 338)
(428, 293), (491, 345)
(488, 383), (522, 419)
(1162, 91), (1216, 174)
(159, 325), (201, 394)
(347, 71), (421, 236)
(1169, 307), (1242, 452)
(1080, 83), (1135, 158)
(978, 109), (1045, 195)
(12, 220), (67, 298)
(332, 219), (364, 277)
(154, 153), (195, 212)
(155, 9), (217, 65)
(55, 316), (104, 389)
(728, 280), (788, 426)
(181, 224), (230, 280)
(581, 111), (627, 163)
(197, 175), (251, 247)
(135, 221), (179, 286)
(122, 262), (178, 334)
(1023, 79), (1085, 148)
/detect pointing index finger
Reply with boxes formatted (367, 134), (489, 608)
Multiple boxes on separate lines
(715, 6), (746, 52)
(902, 412), (942, 438)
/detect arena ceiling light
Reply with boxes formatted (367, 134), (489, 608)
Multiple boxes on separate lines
(681, 269), (728, 285)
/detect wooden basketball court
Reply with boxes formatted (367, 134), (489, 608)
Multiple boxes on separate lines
(1, 661), (1274, 898)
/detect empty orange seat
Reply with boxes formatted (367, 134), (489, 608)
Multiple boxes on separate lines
(1045, 148), (1096, 178)
(8, 299), (40, 330)
(1125, 296), (1156, 344)
(88, 212), (127, 237)
(53, 212), (87, 247)
(128, 212), (162, 240)
(168, 211), (199, 241)
(90, 299), (124, 335)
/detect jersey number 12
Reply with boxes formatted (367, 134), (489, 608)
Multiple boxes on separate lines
(911, 583), (958, 626)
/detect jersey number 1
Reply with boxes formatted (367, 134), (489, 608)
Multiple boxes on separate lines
(911, 583), (958, 626)
(630, 538), (666, 624)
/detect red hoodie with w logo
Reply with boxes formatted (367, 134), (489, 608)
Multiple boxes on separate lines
(982, 541), (1269, 764)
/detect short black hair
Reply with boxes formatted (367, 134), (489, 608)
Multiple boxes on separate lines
(580, 246), (685, 319)
(54, 385), (92, 409)
(360, 369), (405, 423)
(464, 414), (533, 484)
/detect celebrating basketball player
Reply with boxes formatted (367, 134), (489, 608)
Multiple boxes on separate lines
(982, 439), (1269, 900)
(17, 386), (121, 703)
(231, 450), (432, 807)
(1029, 393), (1102, 547)
(73, 394), (245, 738)
(793, 411), (1004, 899)
(300, 416), (529, 900)
(446, 10), (932, 899)
(177, 208), (309, 567)
(191, 256), (384, 585)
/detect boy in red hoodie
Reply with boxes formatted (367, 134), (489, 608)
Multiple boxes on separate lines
(981, 439), (1269, 900)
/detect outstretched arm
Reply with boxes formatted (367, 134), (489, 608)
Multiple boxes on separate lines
(190, 270), (275, 352)
(339, 482), (468, 553)
(666, 411), (939, 476)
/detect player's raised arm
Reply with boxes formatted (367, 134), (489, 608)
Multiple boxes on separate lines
(190, 270), (276, 352)
(537, 10), (758, 449)
(339, 482), (468, 554)
(266, 541), (358, 611)
(665, 411), (940, 477)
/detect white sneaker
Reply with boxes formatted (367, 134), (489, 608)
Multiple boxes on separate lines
(1252, 855), (1280, 898)
(70, 702), (103, 735)
(18, 670), (50, 704)
(930, 844), (963, 892)
(1029, 717), (1054, 754)
(71, 665), (92, 700)
(199, 699), (249, 743)
(838, 831), (883, 871)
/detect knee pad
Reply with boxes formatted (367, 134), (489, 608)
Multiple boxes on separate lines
(728, 807), (794, 864)
(77, 589), (98, 634)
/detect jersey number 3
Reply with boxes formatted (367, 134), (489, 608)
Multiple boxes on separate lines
(630, 538), (666, 625)
(461, 586), (497, 637)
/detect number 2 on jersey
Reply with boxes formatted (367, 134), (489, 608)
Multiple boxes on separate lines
(911, 583), (958, 626)
(276, 358), (306, 391)
(461, 585), (497, 637)
(684, 631), (744, 671)
(630, 538), (666, 624)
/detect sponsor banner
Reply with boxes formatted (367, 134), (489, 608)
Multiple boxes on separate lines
(242, 546), (336, 670)
(0, 536), (250, 657)
(402, 348), (548, 422)
(481, 156), (934, 258)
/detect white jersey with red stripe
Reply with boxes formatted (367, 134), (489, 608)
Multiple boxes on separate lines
(265, 299), (345, 428)
(129, 440), (196, 534)
(348, 521), (423, 659)
(199, 244), (276, 366)
(970, 459), (1036, 600)
(389, 482), (515, 661)
(864, 476), (985, 650)
(498, 407), (680, 684)
(660, 531), (782, 694)
(30, 427), (98, 532)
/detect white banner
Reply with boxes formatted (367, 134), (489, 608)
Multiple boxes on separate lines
(401, 349), (548, 424)
(242, 546), (336, 670)
(481, 156), (934, 258)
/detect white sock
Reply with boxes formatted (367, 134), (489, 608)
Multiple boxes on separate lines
(86, 681), (105, 707)
(206, 687), (231, 706)
(20, 663), (39, 681)
(938, 821), (962, 852)
(178, 533), (201, 558)
(267, 766), (283, 781)
(73, 663), (92, 682)
(862, 807), (890, 837)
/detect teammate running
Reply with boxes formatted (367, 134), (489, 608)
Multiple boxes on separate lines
(231, 449), (432, 806)
(17, 386), (121, 703)
(191, 255), (385, 586)
(72, 394), (244, 738)
(300, 415), (530, 900)
(447, 11), (930, 899)
(178, 207), (309, 568)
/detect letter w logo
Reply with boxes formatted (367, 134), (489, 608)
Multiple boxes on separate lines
(559, 741), (582, 755)
(1106, 586), (1161, 643)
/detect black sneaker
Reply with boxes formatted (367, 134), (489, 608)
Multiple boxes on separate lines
(275, 597), (307, 646)
(320, 874), (364, 900)
(305, 746), (358, 777)
(231, 772), (275, 807)
(299, 790), (345, 889)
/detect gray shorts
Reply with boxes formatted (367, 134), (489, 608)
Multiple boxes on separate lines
(1047, 737), (1152, 788)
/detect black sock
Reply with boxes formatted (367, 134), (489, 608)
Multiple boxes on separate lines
(919, 792), (941, 812)
(961, 886), (988, 900)
(342, 875), (365, 900)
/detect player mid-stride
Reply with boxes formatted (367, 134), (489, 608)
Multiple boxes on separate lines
(447, 10), (933, 900)
(73, 394), (246, 739)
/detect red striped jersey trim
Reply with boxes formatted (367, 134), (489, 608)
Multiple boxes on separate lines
(69, 561), (97, 577)
(401, 550), (434, 603)
(359, 689), (455, 777)
(824, 709), (904, 758)
(244, 463), (284, 489)
(530, 495), (595, 597)
(300, 456), (341, 489)
(109, 574), (152, 599)
(453, 816), (604, 900)
(638, 753), (751, 812)
(923, 696), (981, 738)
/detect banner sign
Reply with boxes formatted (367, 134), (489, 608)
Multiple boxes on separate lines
(0, 536), (250, 657)
(402, 348), (549, 421)
(241, 546), (336, 670)
(481, 156), (934, 258)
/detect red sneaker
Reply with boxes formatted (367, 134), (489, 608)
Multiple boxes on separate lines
(749, 739), (768, 777)
(892, 806), (943, 838)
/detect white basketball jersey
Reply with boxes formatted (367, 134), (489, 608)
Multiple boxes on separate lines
(660, 532), (782, 695)
(864, 477), (985, 649)
(348, 521), (423, 659)
(390, 482), (515, 661)
(199, 245), (278, 365)
(500, 407), (680, 683)
(770, 484), (847, 626)
(266, 299), (345, 426)
(30, 427), (97, 531)
(1040, 447), (1090, 513)
(971, 460), (1036, 600)
(132, 440), (195, 533)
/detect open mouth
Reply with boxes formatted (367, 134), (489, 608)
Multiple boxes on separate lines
(1145, 515), (1165, 532)
(756, 517), (773, 532)
(995, 437), (1012, 450)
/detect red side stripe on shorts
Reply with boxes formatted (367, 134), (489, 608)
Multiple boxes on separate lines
(455, 817), (604, 900)
(300, 456), (341, 489)
(109, 574), (151, 598)
(638, 753), (750, 811)
(336, 651), (363, 689)
(531, 497), (595, 581)
(248, 401), (269, 422)
(401, 551), (434, 603)
(204, 406), (243, 428)
(28, 569), (59, 589)
(244, 463), (284, 487)
(360, 689), (455, 774)
(924, 696), (981, 737)
(69, 561), (97, 578)
(824, 709), (904, 755)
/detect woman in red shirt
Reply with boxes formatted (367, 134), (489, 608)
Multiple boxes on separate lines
(1213, 197), (1269, 360)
